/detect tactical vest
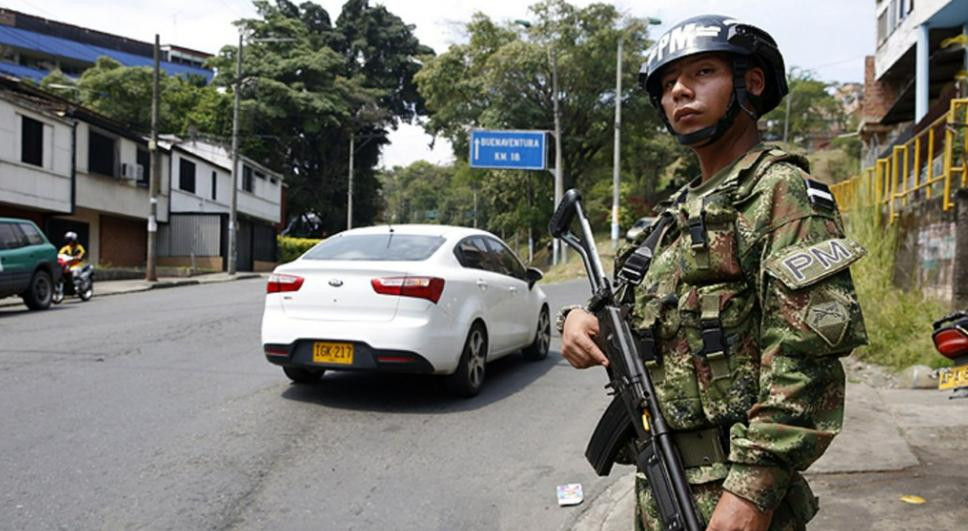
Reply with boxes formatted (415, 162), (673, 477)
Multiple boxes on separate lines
(615, 147), (818, 475)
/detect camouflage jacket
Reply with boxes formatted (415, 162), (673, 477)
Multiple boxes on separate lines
(616, 144), (868, 515)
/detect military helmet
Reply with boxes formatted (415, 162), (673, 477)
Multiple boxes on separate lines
(639, 15), (788, 146)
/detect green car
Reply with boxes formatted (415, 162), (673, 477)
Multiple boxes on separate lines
(0, 218), (61, 310)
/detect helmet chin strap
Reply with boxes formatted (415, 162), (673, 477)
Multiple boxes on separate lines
(665, 56), (758, 148)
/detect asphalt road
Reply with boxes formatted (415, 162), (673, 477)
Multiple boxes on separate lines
(0, 277), (623, 530)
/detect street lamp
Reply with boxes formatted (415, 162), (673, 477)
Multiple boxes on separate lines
(611, 17), (661, 251)
(228, 33), (294, 275)
(514, 18), (564, 266)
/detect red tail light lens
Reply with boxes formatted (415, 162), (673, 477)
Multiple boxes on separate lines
(267, 273), (304, 293)
(371, 276), (445, 303)
(933, 328), (968, 359)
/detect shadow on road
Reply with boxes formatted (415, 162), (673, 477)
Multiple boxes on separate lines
(279, 349), (561, 413)
(0, 304), (74, 318)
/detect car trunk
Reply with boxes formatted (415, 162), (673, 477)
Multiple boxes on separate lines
(279, 261), (411, 322)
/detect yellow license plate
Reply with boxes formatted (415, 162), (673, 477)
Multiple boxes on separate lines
(938, 365), (968, 390)
(312, 342), (354, 365)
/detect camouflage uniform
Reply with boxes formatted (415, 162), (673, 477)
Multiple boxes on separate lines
(615, 144), (868, 530)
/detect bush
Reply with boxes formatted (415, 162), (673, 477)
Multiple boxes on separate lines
(278, 235), (321, 263)
(844, 201), (950, 369)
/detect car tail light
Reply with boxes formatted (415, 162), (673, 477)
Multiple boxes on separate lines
(371, 276), (445, 303)
(933, 327), (968, 360)
(267, 273), (304, 293)
(264, 345), (289, 357)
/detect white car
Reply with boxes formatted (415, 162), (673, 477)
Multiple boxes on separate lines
(261, 224), (550, 397)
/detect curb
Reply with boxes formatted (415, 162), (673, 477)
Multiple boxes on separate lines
(0, 272), (263, 308)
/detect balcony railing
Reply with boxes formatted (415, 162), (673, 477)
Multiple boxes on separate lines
(831, 97), (968, 222)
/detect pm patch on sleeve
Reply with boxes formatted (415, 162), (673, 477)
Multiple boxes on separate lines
(764, 238), (866, 290)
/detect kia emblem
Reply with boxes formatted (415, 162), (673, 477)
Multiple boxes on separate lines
(328, 279), (343, 287)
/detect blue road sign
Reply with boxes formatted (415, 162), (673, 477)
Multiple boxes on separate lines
(468, 129), (547, 170)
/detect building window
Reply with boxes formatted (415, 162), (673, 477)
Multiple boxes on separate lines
(179, 158), (196, 193)
(243, 165), (254, 193)
(21, 115), (44, 167)
(88, 129), (116, 177)
(211, 171), (217, 200)
(136, 148), (150, 186)
(877, 11), (888, 43)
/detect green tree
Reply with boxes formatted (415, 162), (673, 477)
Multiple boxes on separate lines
(414, 0), (670, 238)
(763, 68), (844, 145)
(208, 0), (433, 235)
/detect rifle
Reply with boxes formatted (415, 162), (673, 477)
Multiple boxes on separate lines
(549, 189), (704, 531)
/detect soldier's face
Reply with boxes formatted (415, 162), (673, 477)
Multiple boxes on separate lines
(658, 53), (735, 136)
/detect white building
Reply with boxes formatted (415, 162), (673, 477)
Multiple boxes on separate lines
(860, 0), (967, 164)
(159, 137), (283, 272)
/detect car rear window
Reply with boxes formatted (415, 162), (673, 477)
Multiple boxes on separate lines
(303, 234), (445, 261)
(18, 223), (45, 246)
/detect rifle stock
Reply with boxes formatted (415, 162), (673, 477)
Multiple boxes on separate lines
(551, 189), (704, 531)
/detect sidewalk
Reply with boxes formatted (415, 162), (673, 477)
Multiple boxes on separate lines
(0, 271), (263, 308)
(571, 381), (933, 530)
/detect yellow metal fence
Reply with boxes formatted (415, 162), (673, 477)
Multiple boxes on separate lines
(831, 98), (968, 222)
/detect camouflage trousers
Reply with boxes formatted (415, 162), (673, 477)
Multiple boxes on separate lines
(634, 472), (818, 531)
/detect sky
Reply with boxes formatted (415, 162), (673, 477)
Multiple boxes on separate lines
(2, 0), (876, 168)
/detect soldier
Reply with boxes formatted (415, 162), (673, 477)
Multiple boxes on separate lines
(558, 15), (868, 531)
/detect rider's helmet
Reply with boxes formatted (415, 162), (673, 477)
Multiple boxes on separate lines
(639, 15), (788, 146)
(65, 231), (78, 244)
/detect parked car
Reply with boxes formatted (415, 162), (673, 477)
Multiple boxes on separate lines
(0, 218), (60, 310)
(261, 224), (550, 397)
(625, 216), (657, 242)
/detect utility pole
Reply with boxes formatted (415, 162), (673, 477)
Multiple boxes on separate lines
(347, 134), (354, 230)
(551, 46), (564, 265)
(146, 34), (161, 282)
(783, 89), (792, 143)
(228, 32), (242, 275)
(611, 37), (622, 251)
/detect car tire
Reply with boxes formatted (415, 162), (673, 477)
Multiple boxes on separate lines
(283, 366), (324, 384)
(523, 305), (550, 361)
(446, 322), (487, 398)
(22, 270), (53, 311)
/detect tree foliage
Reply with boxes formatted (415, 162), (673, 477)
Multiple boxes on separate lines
(762, 68), (844, 145)
(207, 0), (433, 235)
(414, 0), (683, 240)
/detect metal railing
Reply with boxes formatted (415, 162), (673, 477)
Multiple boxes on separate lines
(831, 98), (968, 222)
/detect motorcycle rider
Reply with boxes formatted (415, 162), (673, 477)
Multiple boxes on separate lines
(59, 231), (86, 262)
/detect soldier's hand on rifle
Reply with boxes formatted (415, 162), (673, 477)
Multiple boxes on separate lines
(561, 309), (609, 369)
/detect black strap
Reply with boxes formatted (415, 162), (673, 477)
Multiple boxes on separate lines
(616, 191), (686, 286)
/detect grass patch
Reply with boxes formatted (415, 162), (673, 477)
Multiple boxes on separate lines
(843, 203), (950, 370)
(540, 234), (617, 284)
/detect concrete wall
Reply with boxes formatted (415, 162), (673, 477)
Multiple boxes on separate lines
(75, 122), (169, 223)
(875, 0), (948, 78)
(0, 96), (72, 213)
(170, 150), (232, 214)
(892, 195), (963, 306)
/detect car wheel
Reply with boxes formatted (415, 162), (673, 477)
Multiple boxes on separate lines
(283, 366), (324, 384)
(22, 270), (53, 311)
(446, 322), (487, 397)
(523, 306), (550, 361)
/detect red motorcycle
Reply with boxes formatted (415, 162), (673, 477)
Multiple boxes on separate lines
(932, 311), (968, 399)
(52, 253), (94, 304)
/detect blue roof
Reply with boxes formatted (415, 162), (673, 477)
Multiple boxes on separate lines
(0, 61), (51, 82)
(0, 25), (213, 82)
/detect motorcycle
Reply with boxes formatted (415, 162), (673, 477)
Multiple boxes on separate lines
(932, 311), (968, 399)
(52, 253), (94, 304)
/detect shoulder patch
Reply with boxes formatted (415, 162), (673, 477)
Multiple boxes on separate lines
(764, 238), (866, 290)
(804, 179), (836, 210)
